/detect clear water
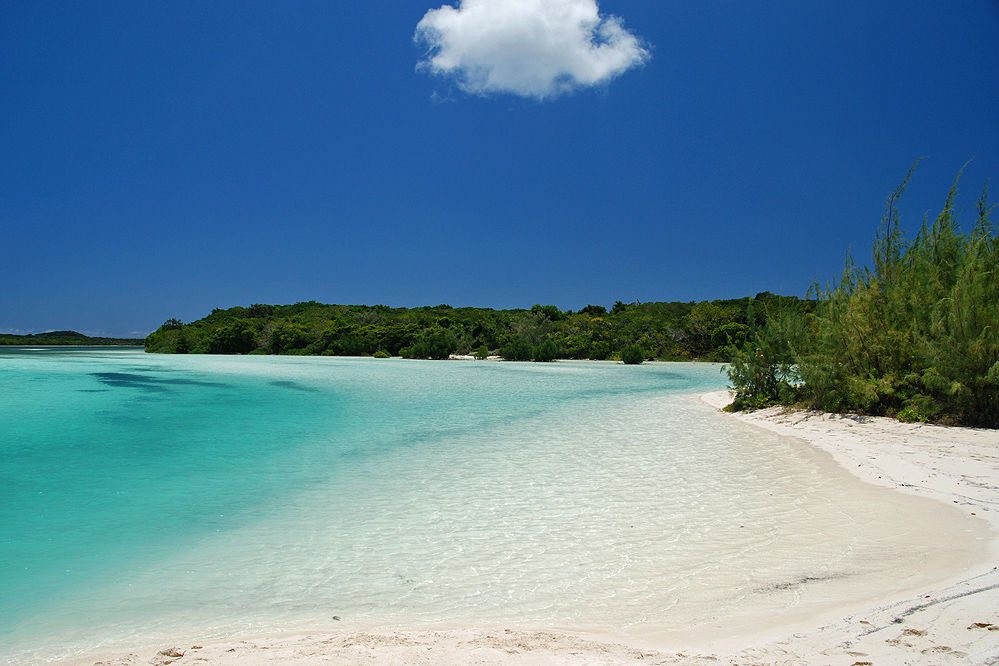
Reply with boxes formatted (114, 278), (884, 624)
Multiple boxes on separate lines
(0, 348), (980, 663)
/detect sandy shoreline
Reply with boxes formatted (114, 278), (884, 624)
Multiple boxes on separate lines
(54, 392), (999, 666)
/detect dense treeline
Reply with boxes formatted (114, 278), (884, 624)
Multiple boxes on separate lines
(0, 331), (144, 346)
(145, 294), (806, 363)
(728, 164), (998, 428)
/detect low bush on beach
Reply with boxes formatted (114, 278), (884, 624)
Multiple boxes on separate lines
(897, 406), (931, 423)
(727, 162), (998, 428)
(619, 344), (645, 364)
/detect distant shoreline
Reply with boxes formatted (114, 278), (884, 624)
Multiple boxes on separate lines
(0, 331), (144, 346)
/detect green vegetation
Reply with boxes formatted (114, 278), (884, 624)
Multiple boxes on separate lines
(727, 164), (998, 428)
(145, 295), (798, 363)
(0, 331), (144, 346)
(619, 343), (645, 365)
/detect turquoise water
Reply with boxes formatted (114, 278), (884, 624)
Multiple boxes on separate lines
(0, 349), (975, 663)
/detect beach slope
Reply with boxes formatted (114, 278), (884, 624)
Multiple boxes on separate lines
(696, 391), (999, 665)
(65, 394), (999, 666)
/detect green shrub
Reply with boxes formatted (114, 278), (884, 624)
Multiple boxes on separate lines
(620, 344), (645, 364)
(373, 350), (391, 358)
(897, 406), (930, 423)
(407, 327), (457, 359)
(533, 339), (558, 362)
(500, 338), (533, 361)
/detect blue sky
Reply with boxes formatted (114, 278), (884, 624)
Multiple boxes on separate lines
(2, 1), (997, 337)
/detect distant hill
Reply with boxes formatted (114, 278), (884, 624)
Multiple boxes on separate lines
(0, 330), (145, 346)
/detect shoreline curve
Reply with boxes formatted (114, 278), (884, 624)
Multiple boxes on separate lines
(50, 392), (999, 666)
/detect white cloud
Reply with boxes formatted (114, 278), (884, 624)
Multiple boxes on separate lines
(415, 0), (650, 100)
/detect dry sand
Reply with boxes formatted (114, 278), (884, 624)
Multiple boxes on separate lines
(64, 393), (999, 666)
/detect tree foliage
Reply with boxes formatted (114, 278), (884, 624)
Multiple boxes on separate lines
(205, 319), (257, 355)
(145, 295), (799, 364)
(727, 166), (998, 428)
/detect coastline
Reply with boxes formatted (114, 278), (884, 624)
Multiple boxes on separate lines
(696, 391), (999, 664)
(51, 391), (999, 666)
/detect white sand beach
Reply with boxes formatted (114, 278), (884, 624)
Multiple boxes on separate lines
(63, 393), (999, 666)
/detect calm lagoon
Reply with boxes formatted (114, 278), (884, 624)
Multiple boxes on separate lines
(0, 348), (973, 662)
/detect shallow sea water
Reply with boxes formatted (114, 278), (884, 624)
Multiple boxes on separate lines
(0, 348), (982, 662)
